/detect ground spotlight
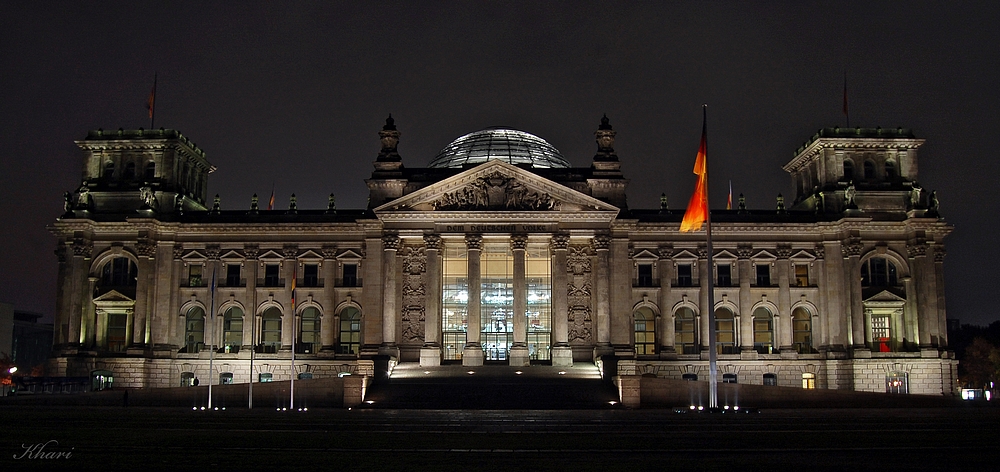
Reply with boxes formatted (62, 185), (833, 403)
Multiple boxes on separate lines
(698, 406), (704, 411)
(192, 407), (197, 411)
(467, 371), (475, 375)
(515, 371), (523, 375)
(690, 405), (696, 410)
(200, 407), (205, 411)
(365, 400), (374, 404)
(609, 401), (618, 406)
(558, 371), (566, 375)
(724, 405), (730, 410)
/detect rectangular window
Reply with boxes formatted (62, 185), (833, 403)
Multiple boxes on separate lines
(264, 264), (280, 287)
(717, 263), (732, 287)
(795, 264), (809, 287)
(637, 263), (654, 287)
(755, 263), (771, 286)
(872, 315), (892, 352)
(676, 264), (693, 287)
(226, 264), (241, 287)
(303, 263), (319, 287)
(107, 313), (128, 352)
(188, 264), (203, 287)
(342, 263), (358, 287)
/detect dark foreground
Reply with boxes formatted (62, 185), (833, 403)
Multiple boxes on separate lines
(2, 405), (997, 471)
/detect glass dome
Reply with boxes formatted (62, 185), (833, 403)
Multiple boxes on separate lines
(427, 128), (571, 169)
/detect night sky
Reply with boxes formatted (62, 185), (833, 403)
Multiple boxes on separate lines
(2, 2), (997, 327)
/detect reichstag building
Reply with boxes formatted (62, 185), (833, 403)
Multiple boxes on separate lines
(47, 115), (957, 395)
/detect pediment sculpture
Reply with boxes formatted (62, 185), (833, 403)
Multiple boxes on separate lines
(431, 171), (560, 211)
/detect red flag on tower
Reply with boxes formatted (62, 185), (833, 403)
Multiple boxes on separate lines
(680, 112), (709, 232)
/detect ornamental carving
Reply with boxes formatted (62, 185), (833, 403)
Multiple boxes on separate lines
(907, 243), (927, 258)
(244, 244), (260, 260)
(72, 238), (92, 258)
(775, 245), (792, 259)
(567, 245), (592, 275)
(568, 305), (593, 343)
(173, 244), (184, 260)
(510, 234), (528, 251)
(550, 234), (570, 250)
(401, 305), (425, 343)
(592, 235), (611, 251)
(657, 245), (674, 260)
(402, 246), (426, 275)
(136, 238), (156, 258)
(842, 238), (863, 258)
(321, 244), (337, 259)
(933, 247), (946, 263)
(205, 245), (221, 260)
(282, 245), (298, 259)
(568, 281), (592, 297)
(736, 244), (754, 259)
(465, 234), (483, 250)
(432, 171), (560, 211)
(382, 234), (401, 251)
(814, 244), (826, 259)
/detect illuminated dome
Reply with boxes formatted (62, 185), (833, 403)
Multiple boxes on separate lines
(428, 128), (571, 169)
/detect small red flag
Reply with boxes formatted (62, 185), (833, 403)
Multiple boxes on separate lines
(267, 191), (275, 211)
(680, 113), (709, 232)
(147, 74), (156, 119)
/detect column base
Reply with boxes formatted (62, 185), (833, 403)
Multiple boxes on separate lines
(551, 345), (573, 367)
(508, 345), (530, 367)
(462, 346), (484, 366)
(593, 343), (614, 359)
(419, 347), (442, 367)
(378, 344), (399, 359)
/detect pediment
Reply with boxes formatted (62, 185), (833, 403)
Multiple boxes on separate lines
(220, 250), (244, 260)
(93, 289), (135, 304)
(632, 249), (660, 260)
(337, 249), (364, 260)
(714, 249), (738, 260)
(181, 250), (207, 261)
(374, 160), (620, 214)
(752, 249), (777, 260)
(258, 250), (284, 261)
(672, 249), (699, 260)
(297, 249), (324, 260)
(790, 250), (816, 261)
(864, 289), (907, 303)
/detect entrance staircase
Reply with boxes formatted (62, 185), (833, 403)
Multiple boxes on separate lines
(360, 363), (621, 409)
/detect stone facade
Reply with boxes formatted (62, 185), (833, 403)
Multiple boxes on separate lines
(48, 120), (956, 395)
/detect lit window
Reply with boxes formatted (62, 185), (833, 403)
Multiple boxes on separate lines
(180, 371), (196, 387)
(872, 315), (892, 352)
(220, 372), (234, 385)
(338, 307), (361, 355)
(753, 307), (774, 354)
(223, 307), (243, 350)
(795, 264), (809, 287)
(792, 307), (813, 354)
(188, 264), (203, 287)
(260, 307), (282, 353)
(802, 373), (816, 389)
(107, 313), (128, 353)
(886, 371), (908, 394)
(715, 308), (736, 354)
(258, 373), (273, 383)
(633, 307), (656, 355)
(299, 307), (321, 354)
(674, 307), (697, 354)
(861, 257), (898, 287)
(184, 306), (205, 353)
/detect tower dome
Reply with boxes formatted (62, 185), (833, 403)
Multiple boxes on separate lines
(427, 128), (571, 169)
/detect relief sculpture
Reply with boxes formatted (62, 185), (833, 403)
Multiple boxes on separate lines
(432, 171), (559, 211)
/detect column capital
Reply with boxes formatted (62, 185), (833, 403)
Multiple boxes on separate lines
(813, 243), (825, 259)
(382, 233), (401, 250)
(736, 244), (753, 260)
(775, 244), (792, 259)
(551, 233), (570, 250)
(657, 244), (674, 260)
(423, 233), (443, 250)
(465, 233), (483, 250)
(205, 244), (221, 260)
(907, 242), (928, 258)
(173, 244), (184, 261)
(933, 246), (946, 263)
(136, 238), (156, 259)
(320, 244), (337, 260)
(842, 239), (863, 258)
(72, 238), (93, 258)
(282, 244), (299, 259)
(244, 244), (260, 260)
(510, 234), (528, 251)
(591, 234), (611, 251)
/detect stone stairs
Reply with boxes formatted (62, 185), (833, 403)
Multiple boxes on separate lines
(360, 363), (621, 409)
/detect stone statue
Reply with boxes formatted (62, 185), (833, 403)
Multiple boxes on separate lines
(76, 184), (91, 209)
(910, 183), (922, 208)
(844, 184), (856, 207)
(929, 190), (939, 213)
(139, 186), (158, 209)
(63, 191), (73, 213)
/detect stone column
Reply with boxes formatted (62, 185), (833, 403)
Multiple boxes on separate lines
(53, 244), (70, 349)
(509, 234), (529, 366)
(463, 234), (484, 366)
(934, 247), (948, 348)
(84, 276), (98, 349)
(550, 234), (572, 366)
(844, 240), (865, 351)
(131, 240), (155, 351)
(593, 235), (613, 358)
(909, 243), (936, 350)
(243, 245), (260, 353)
(776, 246), (794, 353)
(737, 245), (754, 356)
(379, 234), (400, 358)
(657, 246), (675, 358)
(68, 239), (92, 352)
(319, 245), (337, 353)
(699, 247), (711, 357)
(822, 241), (847, 351)
(280, 245), (297, 352)
(420, 234), (443, 366)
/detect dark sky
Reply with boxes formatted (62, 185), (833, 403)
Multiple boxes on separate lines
(2, 2), (997, 326)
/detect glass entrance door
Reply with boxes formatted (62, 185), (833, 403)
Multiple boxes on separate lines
(482, 307), (512, 360)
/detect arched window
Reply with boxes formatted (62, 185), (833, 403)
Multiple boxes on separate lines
(763, 373), (778, 386)
(792, 307), (813, 353)
(220, 372), (234, 385)
(260, 307), (282, 353)
(104, 161), (115, 179)
(633, 307), (656, 356)
(682, 373), (698, 381)
(752, 307), (774, 354)
(144, 162), (156, 180)
(223, 307), (243, 351)
(861, 257), (898, 287)
(299, 307), (321, 354)
(184, 306), (205, 353)
(864, 160), (876, 179)
(885, 160), (896, 180)
(180, 371), (196, 387)
(842, 160), (854, 181)
(100, 257), (138, 289)
(715, 308), (737, 355)
(338, 307), (361, 355)
(123, 162), (136, 180)
(722, 373), (738, 384)
(674, 307), (697, 354)
(886, 371), (908, 394)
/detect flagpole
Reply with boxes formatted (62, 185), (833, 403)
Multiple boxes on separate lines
(248, 296), (255, 409)
(208, 268), (216, 409)
(843, 70), (850, 128)
(290, 265), (296, 410)
(148, 73), (157, 130)
(701, 105), (718, 409)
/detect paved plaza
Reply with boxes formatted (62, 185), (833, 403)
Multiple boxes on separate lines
(2, 404), (997, 471)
